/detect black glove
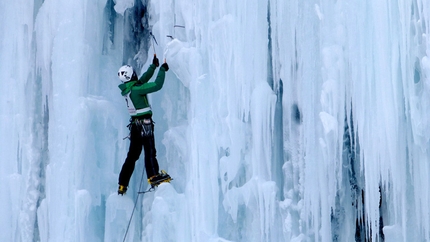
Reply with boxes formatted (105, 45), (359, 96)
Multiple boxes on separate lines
(153, 55), (159, 67)
(161, 63), (169, 72)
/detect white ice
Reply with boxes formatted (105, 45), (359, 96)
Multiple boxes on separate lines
(1, 0), (430, 241)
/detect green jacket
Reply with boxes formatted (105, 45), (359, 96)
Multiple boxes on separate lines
(118, 64), (166, 117)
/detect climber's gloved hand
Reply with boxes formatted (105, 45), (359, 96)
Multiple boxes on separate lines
(161, 62), (169, 72)
(153, 55), (159, 67)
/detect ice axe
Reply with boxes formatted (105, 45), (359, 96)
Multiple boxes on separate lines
(149, 31), (158, 55)
(166, 25), (185, 40)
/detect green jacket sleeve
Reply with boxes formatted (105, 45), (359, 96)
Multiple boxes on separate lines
(138, 64), (156, 84)
(132, 67), (166, 95)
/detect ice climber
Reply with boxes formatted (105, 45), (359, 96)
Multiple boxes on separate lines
(116, 55), (171, 195)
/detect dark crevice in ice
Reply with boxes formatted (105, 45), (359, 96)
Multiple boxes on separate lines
(331, 106), (385, 241)
(267, 0), (274, 89)
(122, 0), (151, 71)
(31, 0), (50, 236)
(267, 1), (285, 200)
(102, 0), (117, 54)
(273, 79), (284, 200)
(291, 103), (302, 124)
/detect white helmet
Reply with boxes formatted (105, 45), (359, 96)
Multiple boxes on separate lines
(118, 65), (135, 82)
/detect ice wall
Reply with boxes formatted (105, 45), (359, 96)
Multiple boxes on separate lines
(1, 0), (430, 241)
(0, 0), (36, 241)
(269, 0), (430, 241)
(1, 0), (126, 241)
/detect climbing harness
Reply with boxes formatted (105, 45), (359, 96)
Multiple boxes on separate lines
(122, 118), (154, 140)
(135, 118), (153, 137)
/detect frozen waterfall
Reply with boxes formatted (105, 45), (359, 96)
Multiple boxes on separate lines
(1, 0), (430, 241)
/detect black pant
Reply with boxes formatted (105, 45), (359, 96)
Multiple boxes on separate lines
(118, 118), (159, 187)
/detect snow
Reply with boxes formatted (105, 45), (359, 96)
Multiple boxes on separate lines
(1, 0), (430, 241)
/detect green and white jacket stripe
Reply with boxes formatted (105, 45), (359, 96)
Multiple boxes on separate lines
(118, 64), (166, 117)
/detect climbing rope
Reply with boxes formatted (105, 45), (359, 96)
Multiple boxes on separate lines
(122, 167), (152, 242)
(138, 187), (155, 194)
